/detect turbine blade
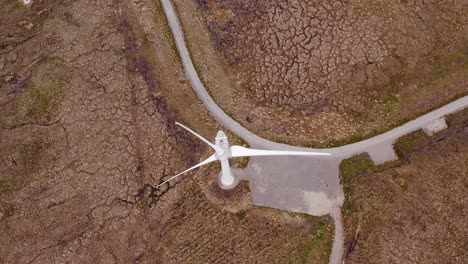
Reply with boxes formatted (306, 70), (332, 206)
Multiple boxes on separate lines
(230, 146), (332, 158)
(175, 122), (224, 155)
(156, 154), (218, 188)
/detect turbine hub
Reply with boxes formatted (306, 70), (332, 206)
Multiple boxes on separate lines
(215, 130), (230, 160)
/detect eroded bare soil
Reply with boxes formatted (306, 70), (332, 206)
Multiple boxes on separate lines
(0, 1), (332, 263)
(195, 0), (468, 146)
(341, 111), (468, 263)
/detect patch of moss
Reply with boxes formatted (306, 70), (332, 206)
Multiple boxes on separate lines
(394, 130), (431, 158)
(151, 0), (182, 65)
(26, 84), (63, 120)
(422, 49), (468, 87)
(341, 194), (358, 223)
(339, 153), (400, 224)
(252, 205), (318, 223)
(0, 181), (11, 194)
(250, 205), (335, 263)
(0, 59), (69, 128)
(297, 218), (333, 264)
(308, 219), (330, 245)
(340, 153), (403, 184)
(339, 154), (375, 185)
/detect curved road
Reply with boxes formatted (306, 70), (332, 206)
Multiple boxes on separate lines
(160, 0), (468, 263)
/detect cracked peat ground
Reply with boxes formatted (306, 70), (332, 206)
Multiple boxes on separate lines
(0, 1), (333, 263)
(189, 0), (467, 146)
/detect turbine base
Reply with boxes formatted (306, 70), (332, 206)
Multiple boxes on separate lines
(218, 172), (238, 190)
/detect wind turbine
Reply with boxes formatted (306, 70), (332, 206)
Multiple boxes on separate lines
(156, 122), (332, 189)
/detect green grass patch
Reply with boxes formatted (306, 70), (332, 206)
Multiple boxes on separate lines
(422, 49), (468, 87)
(339, 153), (403, 186)
(0, 181), (11, 194)
(26, 84), (62, 120)
(250, 207), (334, 263)
(339, 154), (375, 185)
(153, 0), (183, 66)
(394, 130), (431, 158)
(307, 219), (330, 247)
(339, 153), (400, 223)
(0, 59), (68, 128)
(297, 218), (333, 264)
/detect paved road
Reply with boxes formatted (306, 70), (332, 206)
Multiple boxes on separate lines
(160, 0), (468, 263)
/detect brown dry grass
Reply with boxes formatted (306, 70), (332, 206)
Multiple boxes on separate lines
(158, 182), (333, 264)
(0, 1), (333, 263)
(340, 109), (468, 263)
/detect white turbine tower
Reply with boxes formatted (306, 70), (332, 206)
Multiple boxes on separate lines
(156, 122), (332, 189)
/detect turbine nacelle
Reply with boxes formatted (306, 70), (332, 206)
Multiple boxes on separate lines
(214, 130), (230, 160)
(156, 122), (332, 189)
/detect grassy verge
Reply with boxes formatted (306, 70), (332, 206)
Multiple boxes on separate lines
(167, 0), (229, 106)
(339, 154), (375, 190)
(153, 0), (183, 66)
(339, 154), (393, 231)
(296, 218), (334, 264)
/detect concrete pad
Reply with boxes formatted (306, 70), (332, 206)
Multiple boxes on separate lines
(244, 156), (342, 216)
(367, 142), (398, 165)
(423, 117), (447, 136)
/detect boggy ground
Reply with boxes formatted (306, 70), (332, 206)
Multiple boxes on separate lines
(339, 109), (468, 263)
(0, 1), (332, 263)
(189, 0), (468, 146)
